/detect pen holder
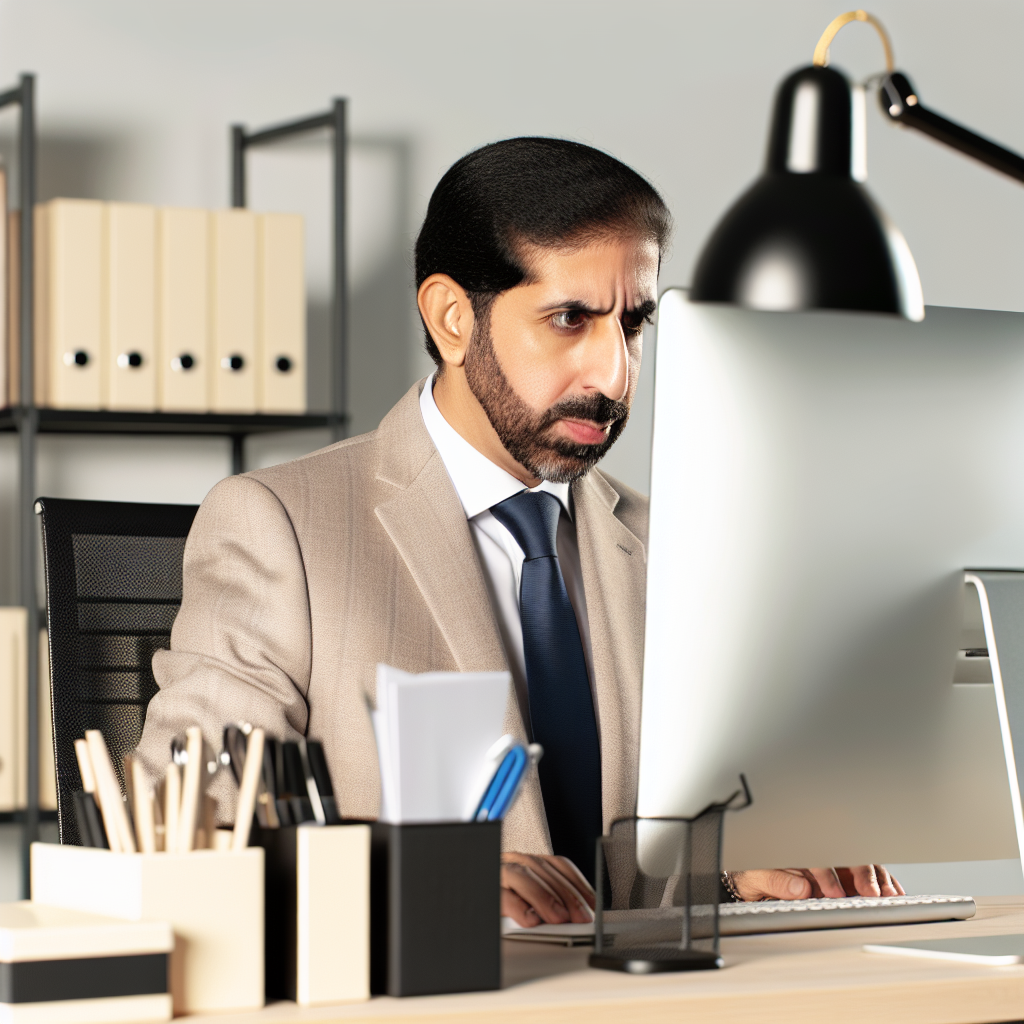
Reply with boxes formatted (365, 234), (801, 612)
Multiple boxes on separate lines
(590, 810), (727, 973)
(370, 821), (501, 997)
(30, 842), (264, 1014)
(252, 823), (371, 1006)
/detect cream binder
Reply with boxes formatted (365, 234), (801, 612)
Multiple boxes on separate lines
(7, 210), (19, 406)
(0, 608), (26, 813)
(157, 207), (208, 412)
(0, 166), (7, 408)
(38, 199), (104, 409)
(106, 203), (157, 411)
(257, 213), (306, 413)
(210, 209), (257, 413)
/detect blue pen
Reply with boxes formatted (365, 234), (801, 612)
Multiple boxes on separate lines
(489, 745), (528, 820)
(473, 747), (519, 821)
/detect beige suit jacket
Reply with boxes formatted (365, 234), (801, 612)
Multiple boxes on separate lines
(137, 380), (649, 853)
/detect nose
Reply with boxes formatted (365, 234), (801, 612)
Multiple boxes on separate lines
(580, 314), (629, 404)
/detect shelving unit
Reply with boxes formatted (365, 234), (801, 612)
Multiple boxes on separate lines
(1, 73), (350, 893)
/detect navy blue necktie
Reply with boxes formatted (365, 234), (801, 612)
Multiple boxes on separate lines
(490, 490), (602, 881)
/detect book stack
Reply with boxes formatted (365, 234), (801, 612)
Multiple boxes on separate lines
(6, 194), (306, 415)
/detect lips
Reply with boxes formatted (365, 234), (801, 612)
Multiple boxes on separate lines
(559, 418), (611, 445)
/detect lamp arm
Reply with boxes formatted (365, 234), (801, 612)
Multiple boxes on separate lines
(880, 72), (1024, 184)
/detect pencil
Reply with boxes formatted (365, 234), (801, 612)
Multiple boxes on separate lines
(85, 730), (135, 854)
(177, 726), (204, 853)
(232, 727), (265, 851)
(165, 762), (181, 854)
(132, 758), (157, 854)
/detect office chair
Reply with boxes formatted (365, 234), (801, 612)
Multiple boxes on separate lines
(36, 497), (199, 845)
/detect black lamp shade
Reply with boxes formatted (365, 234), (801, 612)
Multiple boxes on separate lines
(691, 65), (923, 321)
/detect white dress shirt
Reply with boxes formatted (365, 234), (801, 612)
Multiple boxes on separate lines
(419, 375), (596, 735)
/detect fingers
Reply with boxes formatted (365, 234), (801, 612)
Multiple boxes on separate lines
(540, 855), (597, 911)
(501, 854), (594, 924)
(501, 860), (569, 924)
(732, 868), (811, 901)
(807, 867), (844, 898)
(873, 864), (903, 896)
(847, 864), (881, 897)
(501, 887), (541, 927)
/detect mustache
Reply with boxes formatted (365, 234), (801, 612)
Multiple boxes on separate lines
(539, 392), (630, 432)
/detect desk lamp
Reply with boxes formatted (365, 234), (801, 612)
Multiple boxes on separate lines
(691, 10), (1024, 321)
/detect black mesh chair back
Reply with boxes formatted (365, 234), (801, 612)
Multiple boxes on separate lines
(36, 497), (199, 845)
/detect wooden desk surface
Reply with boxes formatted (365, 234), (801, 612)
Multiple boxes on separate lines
(191, 897), (1024, 1024)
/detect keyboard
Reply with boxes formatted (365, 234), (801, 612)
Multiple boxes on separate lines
(720, 894), (976, 935)
(501, 895), (976, 945)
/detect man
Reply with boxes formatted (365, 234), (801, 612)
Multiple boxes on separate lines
(137, 138), (902, 924)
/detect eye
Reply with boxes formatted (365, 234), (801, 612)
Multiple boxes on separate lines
(621, 311), (654, 337)
(550, 310), (588, 331)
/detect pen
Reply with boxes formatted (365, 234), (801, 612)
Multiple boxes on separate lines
(305, 740), (341, 824)
(473, 746), (521, 822)
(298, 739), (327, 825)
(489, 745), (528, 820)
(73, 739), (108, 849)
(132, 758), (157, 854)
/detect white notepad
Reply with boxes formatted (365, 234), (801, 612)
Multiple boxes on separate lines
(372, 664), (510, 823)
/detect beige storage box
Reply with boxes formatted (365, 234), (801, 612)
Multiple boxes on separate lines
(30, 843), (263, 1015)
(0, 900), (172, 1023)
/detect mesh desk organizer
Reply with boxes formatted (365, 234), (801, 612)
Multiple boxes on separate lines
(591, 777), (751, 973)
(36, 497), (199, 845)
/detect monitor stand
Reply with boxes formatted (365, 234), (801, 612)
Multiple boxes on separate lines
(964, 571), (1024, 883)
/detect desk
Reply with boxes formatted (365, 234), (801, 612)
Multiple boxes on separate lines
(190, 897), (1024, 1024)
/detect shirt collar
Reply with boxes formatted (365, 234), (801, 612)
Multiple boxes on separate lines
(419, 374), (571, 520)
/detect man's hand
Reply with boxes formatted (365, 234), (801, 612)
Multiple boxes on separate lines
(501, 852), (596, 926)
(730, 865), (905, 901)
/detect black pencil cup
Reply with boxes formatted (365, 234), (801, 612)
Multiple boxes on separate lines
(370, 821), (501, 997)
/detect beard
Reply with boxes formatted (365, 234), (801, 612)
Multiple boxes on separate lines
(463, 305), (632, 483)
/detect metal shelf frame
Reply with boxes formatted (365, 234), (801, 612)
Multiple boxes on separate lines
(2, 76), (351, 894)
(231, 98), (349, 470)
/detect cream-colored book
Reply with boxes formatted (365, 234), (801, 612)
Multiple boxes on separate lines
(157, 207), (208, 412)
(209, 209), (256, 413)
(39, 626), (56, 811)
(39, 199), (104, 409)
(8, 621), (57, 813)
(257, 212), (306, 414)
(105, 203), (157, 411)
(0, 608), (26, 813)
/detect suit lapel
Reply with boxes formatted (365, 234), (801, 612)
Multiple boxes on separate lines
(574, 471), (647, 831)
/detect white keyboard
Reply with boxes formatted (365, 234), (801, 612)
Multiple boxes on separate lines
(720, 894), (976, 935)
(502, 895), (976, 945)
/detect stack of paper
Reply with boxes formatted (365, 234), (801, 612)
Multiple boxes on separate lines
(372, 664), (510, 823)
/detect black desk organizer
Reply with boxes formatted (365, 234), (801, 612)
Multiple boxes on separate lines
(370, 821), (502, 997)
(590, 778), (751, 974)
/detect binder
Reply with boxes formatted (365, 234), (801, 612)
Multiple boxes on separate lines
(157, 207), (208, 412)
(257, 213), (306, 413)
(0, 166), (7, 408)
(0, 608), (26, 813)
(7, 210), (18, 406)
(106, 202), (157, 411)
(38, 198), (105, 409)
(210, 209), (257, 413)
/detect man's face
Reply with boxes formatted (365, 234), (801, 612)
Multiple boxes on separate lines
(463, 235), (659, 483)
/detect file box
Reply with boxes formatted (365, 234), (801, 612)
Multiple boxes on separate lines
(370, 821), (501, 997)
(30, 843), (263, 1015)
(256, 823), (370, 1006)
(0, 901), (172, 1022)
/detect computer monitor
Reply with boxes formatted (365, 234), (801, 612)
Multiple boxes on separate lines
(638, 291), (1022, 871)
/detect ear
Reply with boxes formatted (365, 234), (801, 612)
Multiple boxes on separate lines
(417, 273), (475, 369)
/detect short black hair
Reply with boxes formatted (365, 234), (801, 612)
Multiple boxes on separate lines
(415, 137), (671, 366)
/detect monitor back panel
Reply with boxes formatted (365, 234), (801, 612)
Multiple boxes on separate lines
(639, 292), (1021, 869)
